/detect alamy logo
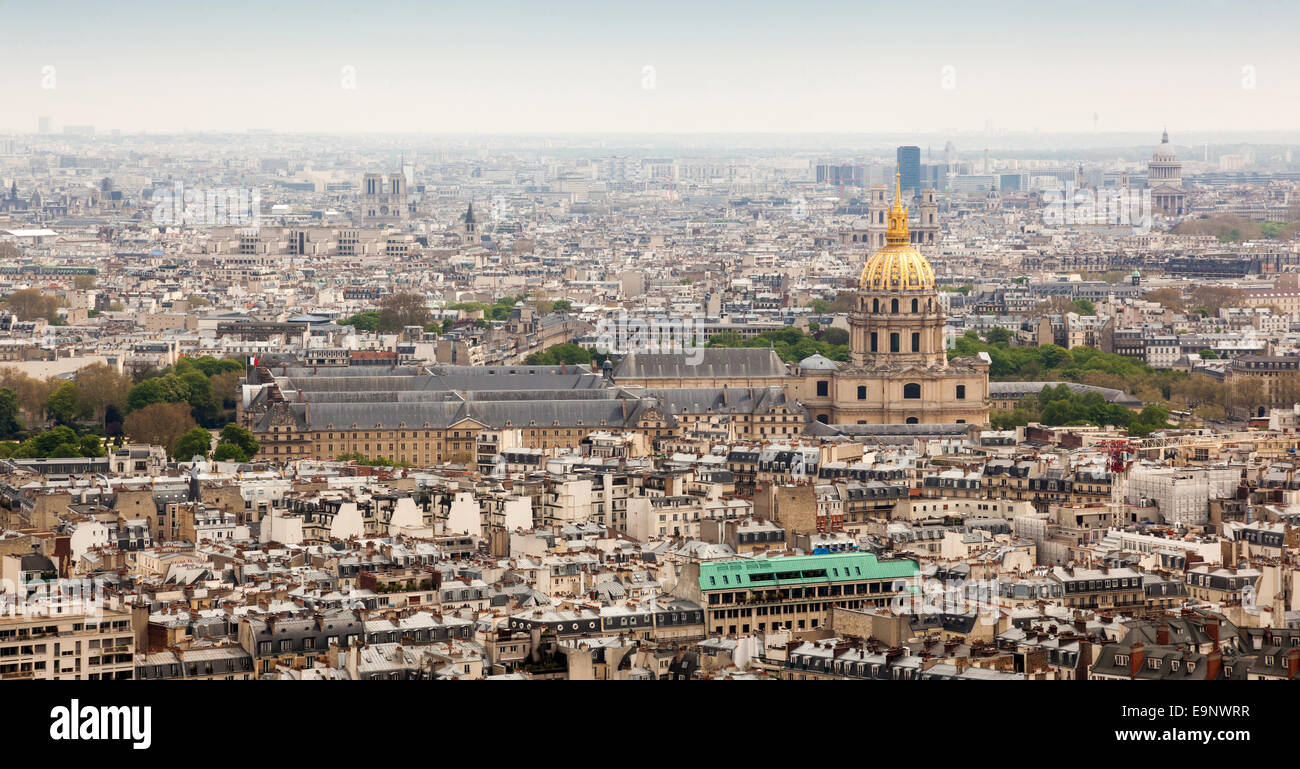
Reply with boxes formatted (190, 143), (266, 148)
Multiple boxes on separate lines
(151, 182), (260, 228)
(49, 700), (152, 750)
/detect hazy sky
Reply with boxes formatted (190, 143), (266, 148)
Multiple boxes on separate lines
(2, 0), (1297, 135)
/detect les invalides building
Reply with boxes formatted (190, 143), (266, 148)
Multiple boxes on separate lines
(794, 174), (990, 425)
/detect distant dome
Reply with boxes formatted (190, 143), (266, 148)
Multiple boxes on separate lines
(799, 354), (839, 371)
(1153, 130), (1178, 162)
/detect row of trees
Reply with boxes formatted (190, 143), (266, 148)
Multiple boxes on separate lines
(0, 362), (135, 439)
(127, 356), (243, 428)
(959, 328), (1285, 424)
(991, 384), (1171, 436)
(0, 355), (255, 460)
(707, 327), (849, 363)
(0, 426), (104, 459)
(3, 288), (69, 324)
(523, 343), (603, 366)
(171, 424), (260, 462)
(1143, 286), (1243, 315)
(950, 331), (1160, 385)
(340, 293), (573, 335)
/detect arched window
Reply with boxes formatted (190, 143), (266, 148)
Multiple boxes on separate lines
(904, 383), (921, 399)
(872, 298), (879, 313)
(891, 298), (899, 313)
(956, 384), (967, 400)
(911, 298), (918, 313)
(816, 414), (829, 424)
(906, 417), (919, 424)
(857, 386), (866, 400)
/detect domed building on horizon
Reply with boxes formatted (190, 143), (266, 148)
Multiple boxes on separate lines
(795, 174), (989, 425)
(1147, 129), (1186, 216)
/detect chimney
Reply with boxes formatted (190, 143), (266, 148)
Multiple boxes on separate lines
(1206, 617), (1221, 650)
(1128, 642), (1144, 679)
(1156, 619), (1170, 646)
(1204, 650), (1222, 680)
(1289, 648), (1300, 680)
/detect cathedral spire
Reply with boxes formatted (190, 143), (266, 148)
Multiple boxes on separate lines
(886, 172), (910, 246)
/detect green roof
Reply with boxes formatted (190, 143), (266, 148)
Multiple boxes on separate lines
(698, 552), (917, 591)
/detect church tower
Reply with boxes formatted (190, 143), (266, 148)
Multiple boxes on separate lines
(464, 202), (477, 237)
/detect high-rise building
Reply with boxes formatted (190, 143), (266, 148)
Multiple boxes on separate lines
(816, 163), (866, 187)
(896, 145), (921, 196)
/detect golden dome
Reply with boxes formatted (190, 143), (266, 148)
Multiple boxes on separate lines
(859, 173), (935, 291)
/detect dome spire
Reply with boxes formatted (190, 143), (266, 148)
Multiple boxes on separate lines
(1161, 126), (1169, 144)
(886, 172), (909, 246)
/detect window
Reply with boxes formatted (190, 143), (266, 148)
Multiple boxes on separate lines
(870, 332), (878, 352)
(911, 332), (920, 352)
(911, 298), (918, 313)
(956, 384), (966, 399)
(816, 380), (829, 397)
(857, 386), (866, 400)
(890, 333), (900, 353)
(903, 383), (921, 399)
(891, 298), (899, 313)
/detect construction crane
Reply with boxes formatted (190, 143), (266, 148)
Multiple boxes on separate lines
(1096, 439), (1139, 524)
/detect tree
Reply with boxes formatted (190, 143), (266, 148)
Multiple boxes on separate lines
(212, 442), (249, 462)
(217, 423), (259, 458)
(525, 343), (594, 366)
(172, 428), (212, 461)
(0, 371), (58, 425)
(9, 426), (101, 458)
(211, 370), (241, 412)
(377, 293), (431, 331)
(4, 288), (60, 322)
(1070, 299), (1096, 316)
(553, 300), (573, 312)
(1190, 286), (1243, 315)
(339, 311), (381, 331)
(1143, 288), (1184, 313)
(1194, 405), (1226, 421)
(807, 298), (831, 314)
(127, 378), (174, 411)
(0, 387), (20, 439)
(45, 381), (85, 426)
(73, 275), (97, 290)
(73, 363), (131, 423)
(1198, 349), (1219, 360)
(823, 327), (849, 346)
(124, 402), (197, 454)
(985, 326), (1012, 346)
